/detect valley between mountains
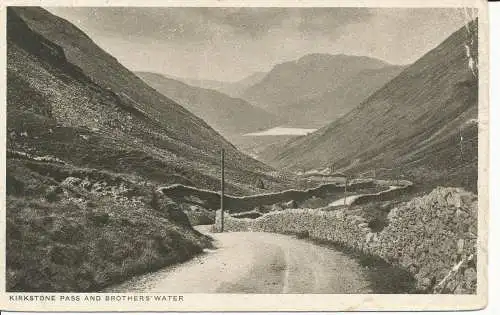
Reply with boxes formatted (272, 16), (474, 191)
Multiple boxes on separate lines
(6, 6), (480, 295)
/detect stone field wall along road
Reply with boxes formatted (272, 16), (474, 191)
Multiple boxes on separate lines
(217, 187), (477, 294)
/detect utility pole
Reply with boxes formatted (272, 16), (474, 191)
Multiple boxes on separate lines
(220, 148), (225, 233)
(459, 126), (464, 161)
(344, 176), (349, 207)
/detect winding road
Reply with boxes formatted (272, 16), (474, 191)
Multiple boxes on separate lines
(328, 185), (399, 207)
(105, 184), (412, 294)
(106, 226), (374, 293)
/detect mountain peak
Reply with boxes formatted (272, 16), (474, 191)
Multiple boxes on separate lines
(294, 53), (389, 68)
(241, 52), (402, 121)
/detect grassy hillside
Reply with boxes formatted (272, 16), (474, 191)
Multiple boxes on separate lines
(278, 65), (404, 128)
(241, 53), (403, 127)
(6, 158), (212, 292)
(265, 20), (478, 193)
(135, 71), (278, 143)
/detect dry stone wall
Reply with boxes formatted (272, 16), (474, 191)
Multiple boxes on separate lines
(350, 181), (413, 205)
(216, 187), (477, 294)
(160, 180), (377, 213)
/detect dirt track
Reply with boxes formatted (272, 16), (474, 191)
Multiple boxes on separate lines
(106, 226), (373, 293)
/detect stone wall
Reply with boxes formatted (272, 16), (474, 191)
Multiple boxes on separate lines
(350, 182), (413, 206)
(159, 180), (377, 213)
(216, 187), (477, 293)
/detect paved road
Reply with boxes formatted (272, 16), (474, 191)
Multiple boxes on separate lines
(106, 226), (373, 293)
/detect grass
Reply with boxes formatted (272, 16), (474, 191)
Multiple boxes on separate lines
(6, 160), (211, 292)
(6, 194), (210, 292)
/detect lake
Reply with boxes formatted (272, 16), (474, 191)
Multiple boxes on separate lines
(243, 127), (317, 136)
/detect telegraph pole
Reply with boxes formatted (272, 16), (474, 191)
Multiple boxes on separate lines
(344, 176), (349, 206)
(459, 126), (464, 161)
(220, 148), (225, 232)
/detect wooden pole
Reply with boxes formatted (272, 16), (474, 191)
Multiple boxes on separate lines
(344, 176), (348, 206)
(220, 148), (225, 232)
(459, 127), (464, 161)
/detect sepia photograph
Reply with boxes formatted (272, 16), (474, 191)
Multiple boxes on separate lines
(0, 0), (489, 311)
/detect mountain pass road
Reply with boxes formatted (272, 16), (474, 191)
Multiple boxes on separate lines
(106, 225), (374, 293)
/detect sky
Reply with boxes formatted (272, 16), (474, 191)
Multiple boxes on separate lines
(46, 7), (476, 82)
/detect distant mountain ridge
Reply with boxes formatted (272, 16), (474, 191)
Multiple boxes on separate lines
(169, 71), (267, 98)
(135, 71), (278, 142)
(263, 20), (478, 192)
(241, 53), (404, 127)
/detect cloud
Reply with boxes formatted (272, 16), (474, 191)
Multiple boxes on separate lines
(291, 8), (372, 37)
(46, 7), (474, 81)
(48, 7), (217, 42)
(196, 8), (290, 38)
(48, 7), (374, 43)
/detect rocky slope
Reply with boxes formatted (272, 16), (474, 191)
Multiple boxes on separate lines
(135, 71), (278, 142)
(8, 7), (288, 195)
(241, 53), (404, 127)
(265, 20), (478, 192)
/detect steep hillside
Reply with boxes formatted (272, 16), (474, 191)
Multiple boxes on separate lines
(266, 20), (478, 192)
(135, 71), (278, 142)
(278, 65), (404, 128)
(6, 7), (215, 292)
(9, 7), (287, 195)
(241, 54), (403, 127)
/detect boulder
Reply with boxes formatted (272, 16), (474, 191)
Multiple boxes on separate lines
(61, 177), (82, 187)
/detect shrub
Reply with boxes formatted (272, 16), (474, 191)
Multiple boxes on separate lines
(255, 178), (265, 189)
(44, 185), (62, 202)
